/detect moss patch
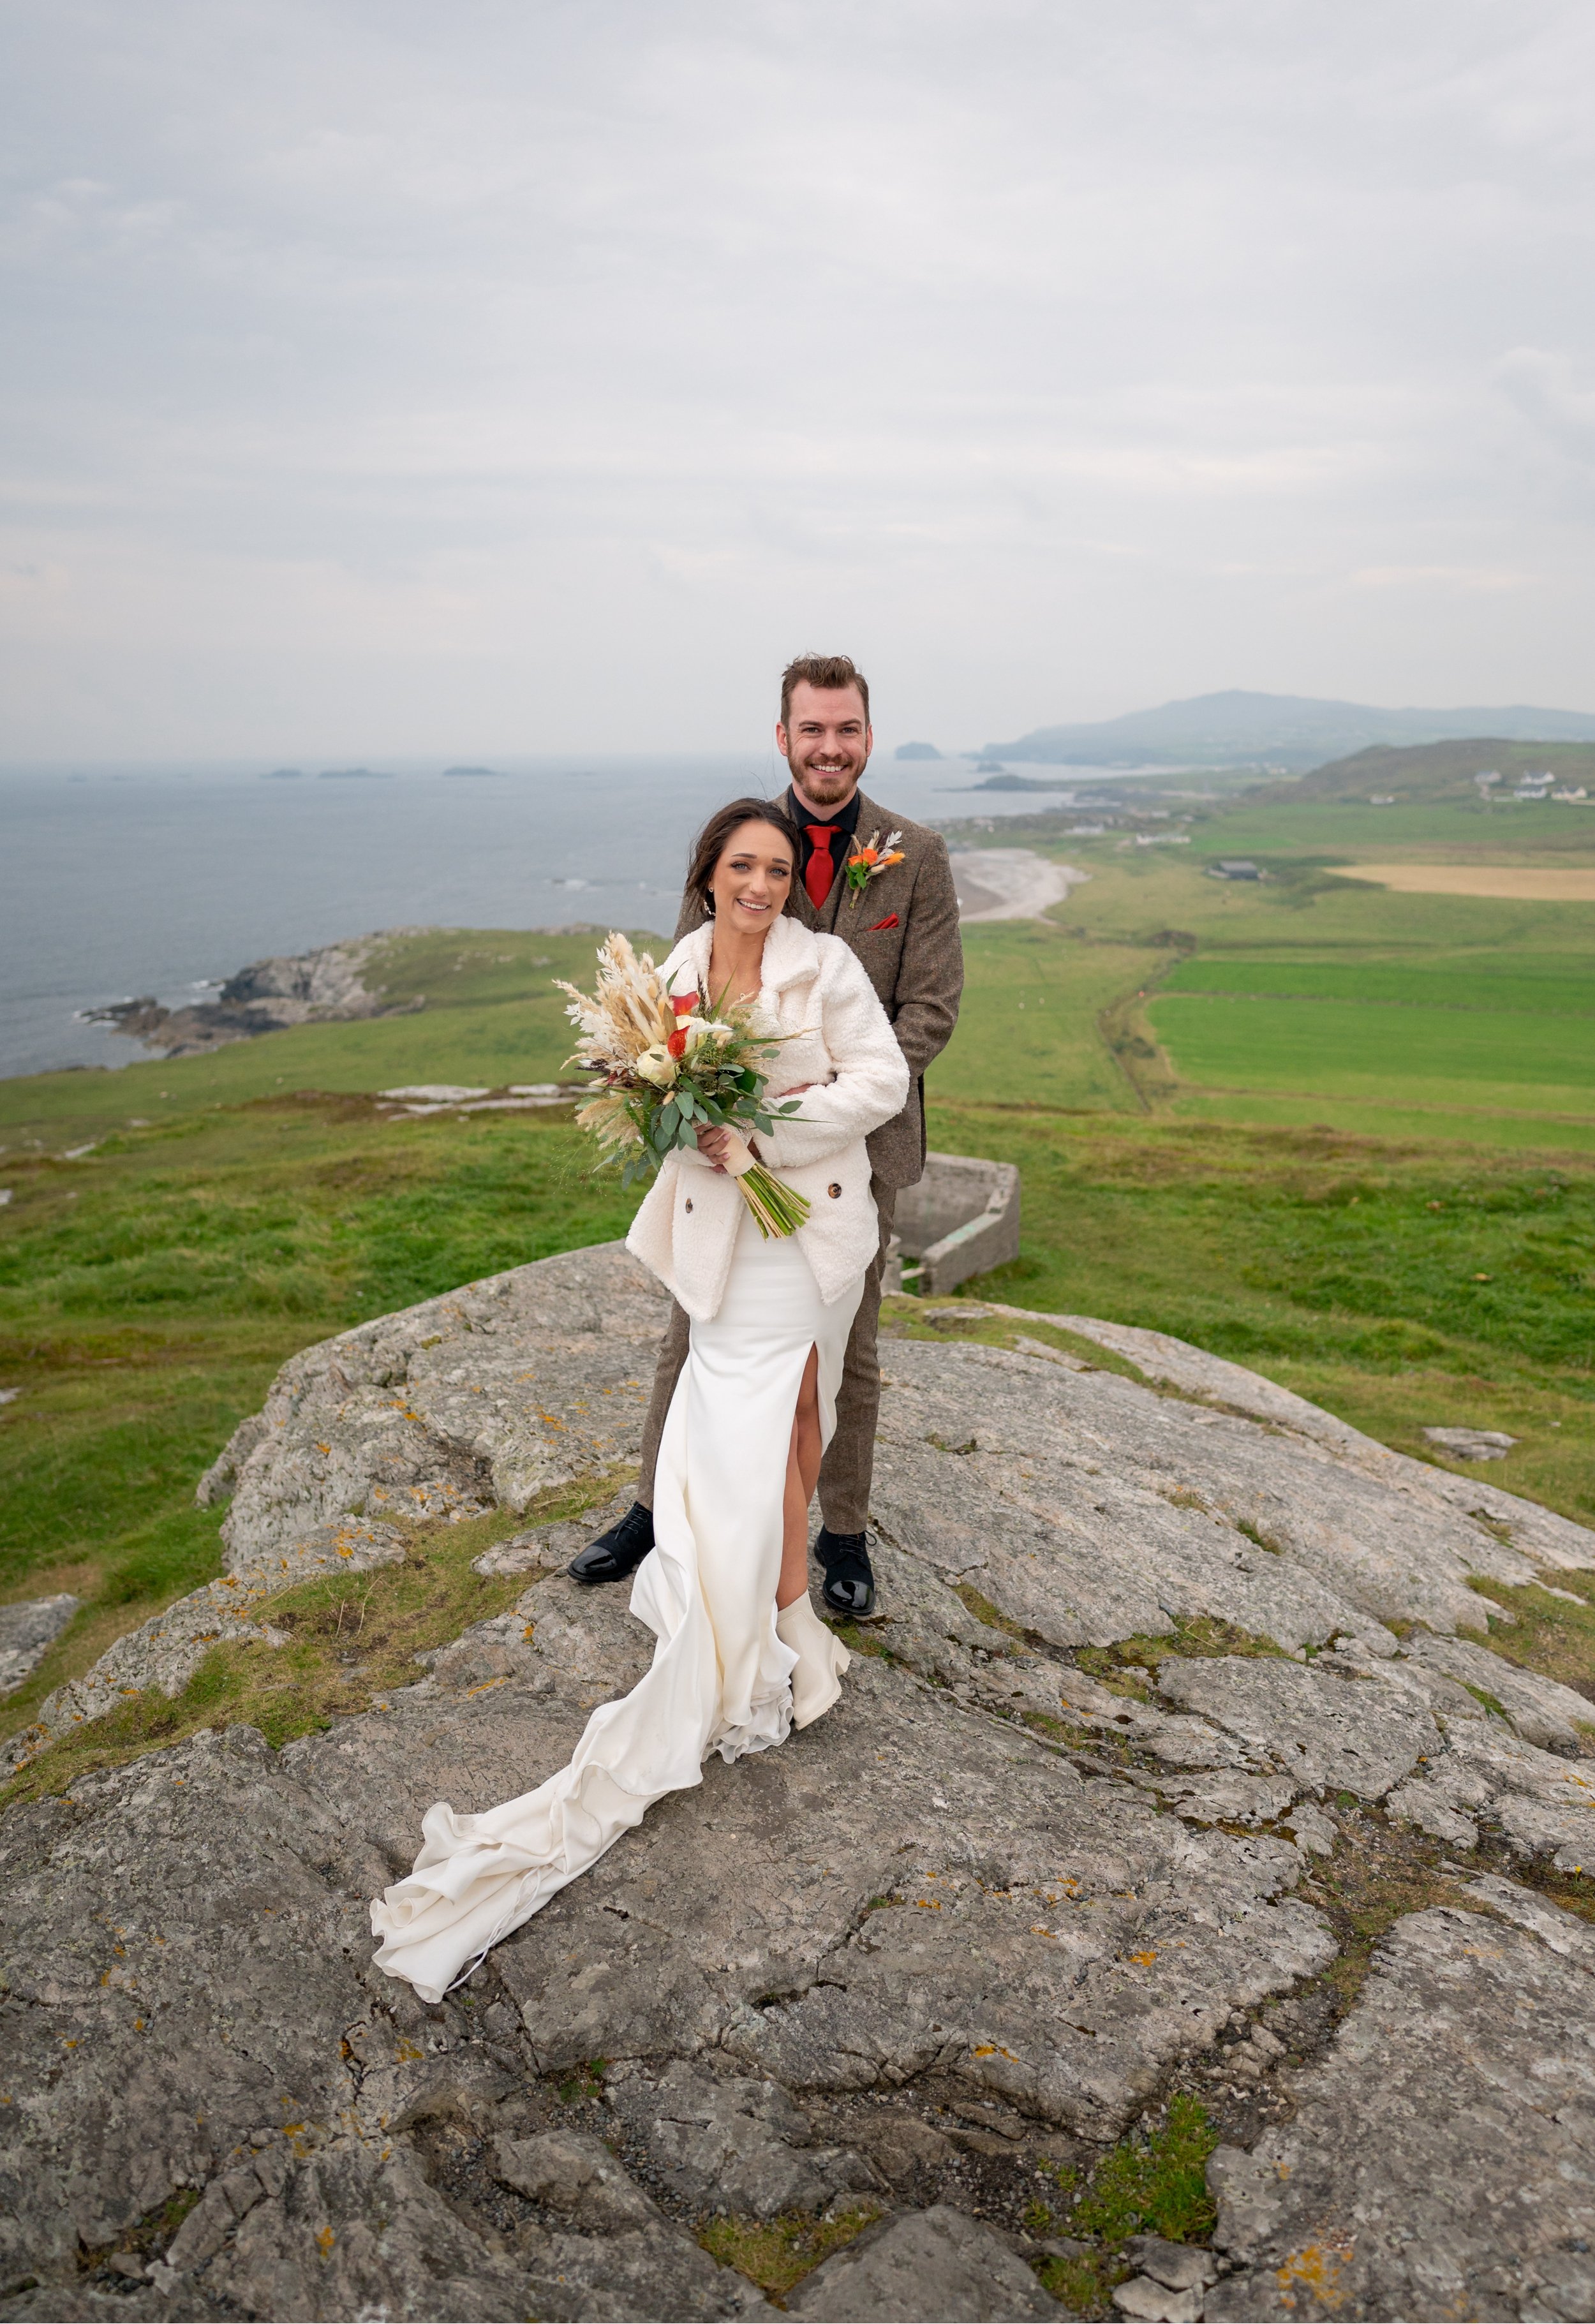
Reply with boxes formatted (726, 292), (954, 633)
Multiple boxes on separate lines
(1072, 2092), (1219, 2245)
(1465, 1573), (1595, 1704)
(953, 1583), (1030, 1643)
(1038, 2249), (1125, 2319)
(1293, 1807), (1473, 2007)
(78, 2185), (202, 2279)
(697, 2205), (882, 2299)
(1075, 1615), (1287, 1687)
(1035, 2093), (1219, 2315)
(557, 2059), (609, 2106)
(879, 1297), (1150, 1385)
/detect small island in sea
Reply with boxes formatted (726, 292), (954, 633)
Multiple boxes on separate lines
(942, 769), (1076, 792)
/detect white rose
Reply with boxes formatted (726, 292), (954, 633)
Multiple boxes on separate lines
(635, 1044), (679, 1087)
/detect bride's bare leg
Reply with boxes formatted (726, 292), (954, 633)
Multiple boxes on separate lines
(777, 1345), (822, 1610)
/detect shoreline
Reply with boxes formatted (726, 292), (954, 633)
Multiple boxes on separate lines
(949, 847), (1088, 921)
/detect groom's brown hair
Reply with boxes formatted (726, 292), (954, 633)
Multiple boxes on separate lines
(780, 653), (870, 729)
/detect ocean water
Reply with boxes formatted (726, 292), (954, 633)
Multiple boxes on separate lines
(0, 753), (1092, 1079)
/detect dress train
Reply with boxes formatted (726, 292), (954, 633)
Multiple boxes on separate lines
(369, 1207), (864, 2004)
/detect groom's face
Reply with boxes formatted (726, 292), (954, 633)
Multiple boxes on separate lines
(778, 683), (872, 813)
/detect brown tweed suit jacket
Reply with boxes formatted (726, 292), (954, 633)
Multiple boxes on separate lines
(672, 787), (963, 1190)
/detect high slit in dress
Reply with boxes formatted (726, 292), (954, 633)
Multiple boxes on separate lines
(369, 1204), (863, 2005)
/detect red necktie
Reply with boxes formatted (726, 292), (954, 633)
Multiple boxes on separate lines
(805, 824), (838, 910)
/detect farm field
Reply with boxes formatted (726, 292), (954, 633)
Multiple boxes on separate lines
(1002, 805), (1595, 1146)
(1332, 864), (1595, 900)
(1148, 988), (1595, 1106)
(1179, 799), (1595, 861)
(1158, 956), (1595, 1012)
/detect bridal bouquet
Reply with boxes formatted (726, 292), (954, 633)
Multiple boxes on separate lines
(556, 933), (811, 1238)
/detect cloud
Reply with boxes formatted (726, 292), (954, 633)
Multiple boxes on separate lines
(1495, 348), (1595, 466)
(1349, 565), (1532, 593)
(1, 0), (1593, 753)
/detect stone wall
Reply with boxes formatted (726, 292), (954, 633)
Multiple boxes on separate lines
(886, 1152), (1021, 1296)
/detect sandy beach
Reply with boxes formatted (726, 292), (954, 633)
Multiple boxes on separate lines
(950, 847), (1088, 921)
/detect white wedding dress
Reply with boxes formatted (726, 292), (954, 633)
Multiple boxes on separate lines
(369, 1205), (863, 2005)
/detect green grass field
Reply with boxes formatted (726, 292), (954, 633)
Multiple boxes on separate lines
(7, 764), (1595, 1754)
(1004, 818), (1595, 1146)
(1161, 955), (1595, 1013)
(1185, 799), (1595, 859)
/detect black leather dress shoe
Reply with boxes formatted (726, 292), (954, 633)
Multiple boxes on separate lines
(568, 1500), (656, 1585)
(817, 1525), (877, 1618)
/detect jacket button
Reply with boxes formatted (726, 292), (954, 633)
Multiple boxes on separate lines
(827, 1183), (842, 1199)
(685, 1198), (694, 1213)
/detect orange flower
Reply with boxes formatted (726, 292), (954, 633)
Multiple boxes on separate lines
(666, 1027), (688, 1059)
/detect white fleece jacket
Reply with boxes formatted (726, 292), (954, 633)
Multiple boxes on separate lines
(625, 914), (910, 1320)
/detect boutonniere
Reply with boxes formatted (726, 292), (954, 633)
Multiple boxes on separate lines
(843, 829), (905, 908)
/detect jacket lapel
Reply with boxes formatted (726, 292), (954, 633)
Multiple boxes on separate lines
(821, 789), (894, 933)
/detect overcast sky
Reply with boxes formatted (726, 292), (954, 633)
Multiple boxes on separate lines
(2, 0), (1593, 759)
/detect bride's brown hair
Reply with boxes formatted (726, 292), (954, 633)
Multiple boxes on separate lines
(685, 797), (805, 919)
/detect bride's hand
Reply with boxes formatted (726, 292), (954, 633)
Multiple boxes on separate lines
(695, 1125), (736, 1172)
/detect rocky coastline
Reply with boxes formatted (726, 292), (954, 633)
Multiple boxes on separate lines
(82, 934), (422, 1058)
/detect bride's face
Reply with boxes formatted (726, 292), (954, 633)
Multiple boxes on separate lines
(709, 820), (794, 938)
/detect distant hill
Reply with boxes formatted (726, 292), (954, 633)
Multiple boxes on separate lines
(894, 741), (943, 760)
(1256, 737), (1595, 804)
(986, 690), (1595, 771)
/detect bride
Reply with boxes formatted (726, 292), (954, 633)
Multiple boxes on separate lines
(370, 798), (909, 2002)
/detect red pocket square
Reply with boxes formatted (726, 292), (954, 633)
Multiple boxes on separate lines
(868, 912), (900, 931)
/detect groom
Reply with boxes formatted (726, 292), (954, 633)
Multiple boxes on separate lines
(570, 653), (965, 1617)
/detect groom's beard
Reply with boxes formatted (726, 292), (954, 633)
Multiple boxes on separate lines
(787, 746), (868, 813)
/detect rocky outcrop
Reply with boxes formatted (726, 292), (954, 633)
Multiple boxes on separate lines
(0, 1597), (77, 1698)
(83, 934), (421, 1058)
(4, 1243), (1594, 2320)
(1206, 1883), (1595, 2321)
(217, 1243), (661, 1571)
